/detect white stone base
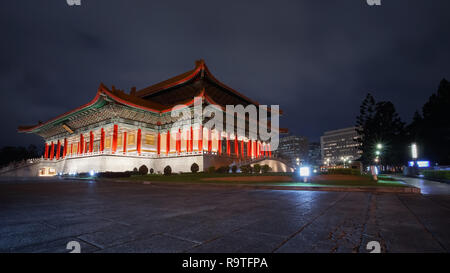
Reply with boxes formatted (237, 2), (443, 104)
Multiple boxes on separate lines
(0, 154), (240, 177)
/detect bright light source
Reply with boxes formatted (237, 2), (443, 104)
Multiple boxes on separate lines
(411, 143), (418, 159)
(417, 161), (430, 168)
(299, 166), (310, 177)
(375, 150), (380, 155)
(89, 170), (95, 176)
(313, 169), (317, 173)
(376, 143), (383, 149)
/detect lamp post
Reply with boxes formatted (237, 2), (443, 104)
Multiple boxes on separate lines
(410, 143), (418, 175)
(411, 143), (418, 160)
(375, 143), (383, 172)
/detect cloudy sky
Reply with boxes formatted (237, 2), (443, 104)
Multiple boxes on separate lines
(1, 0), (449, 147)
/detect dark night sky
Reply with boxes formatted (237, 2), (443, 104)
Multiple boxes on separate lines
(1, 0), (449, 148)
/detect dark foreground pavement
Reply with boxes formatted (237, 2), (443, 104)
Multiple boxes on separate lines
(0, 177), (449, 253)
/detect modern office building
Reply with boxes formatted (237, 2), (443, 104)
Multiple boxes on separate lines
(320, 127), (362, 165)
(307, 142), (322, 167)
(274, 135), (309, 166)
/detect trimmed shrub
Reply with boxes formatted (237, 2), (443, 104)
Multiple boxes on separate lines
(207, 166), (216, 173)
(149, 168), (154, 174)
(261, 164), (271, 173)
(133, 167), (138, 172)
(191, 163), (199, 173)
(325, 168), (360, 175)
(138, 165), (148, 175)
(231, 165), (238, 173)
(164, 166), (172, 175)
(422, 170), (450, 180)
(253, 164), (261, 174)
(96, 172), (132, 178)
(216, 166), (230, 173)
(240, 165), (252, 174)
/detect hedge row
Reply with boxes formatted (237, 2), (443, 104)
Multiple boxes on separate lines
(422, 170), (450, 180)
(324, 168), (361, 175)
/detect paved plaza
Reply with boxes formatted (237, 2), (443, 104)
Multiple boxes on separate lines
(0, 177), (449, 253)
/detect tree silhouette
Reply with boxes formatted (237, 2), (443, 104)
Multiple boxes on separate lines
(408, 79), (450, 164)
(356, 94), (406, 167)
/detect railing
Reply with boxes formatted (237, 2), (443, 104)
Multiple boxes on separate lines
(0, 157), (44, 174)
(43, 150), (243, 160)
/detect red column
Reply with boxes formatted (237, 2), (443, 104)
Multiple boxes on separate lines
(207, 129), (212, 153)
(190, 126), (193, 152)
(226, 134), (230, 156)
(123, 132), (127, 154)
(44, 143), (49, 159)
(89, 131), (94, 153)
(112, 125), (118, 154)
(63, 138), (68, 158)
(50, 141), (55, 160)
(186, 129), (190, 153)
(80, 134), (84, 154)
(249, 140), (252, 158)
(157, 132), (161, 156)
(234, 137), (238, 157)
(253, 141), (257, 158)
(100, 128), (105, 153)
(56, 140), (61, 160)
(70, 143), (73, 156)
(198, 125), (203, 152)
(269, 144), (272, 158)
(240, 140), (244, 158)
(85, 140), (87, 154)
(137, 129), (142, 155)
(218, 132), (222, 155)
(166, 130), (170, 155)
(177, 129), (181, 155)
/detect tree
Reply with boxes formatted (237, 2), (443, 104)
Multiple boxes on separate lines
(216, 166), (230, 173)
(163, 166), (172, 175)
(240, 165), (252, 174)
(0, 145), (40, 167)
(356, 94), (406, 167)
(138, 165), (148, 175)
(190, 163), (199, 173)
(231, 165), (237, 173)
(261, 164), (271, 173)
(408, 79), (450, 164)
(253, 164), (261, 174)
(356, 94), (376, 166)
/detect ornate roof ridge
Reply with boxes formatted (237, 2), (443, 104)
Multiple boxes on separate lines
(135, 60), (260, 106)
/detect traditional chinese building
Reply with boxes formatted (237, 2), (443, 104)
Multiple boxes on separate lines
(14, 60), (288, 176)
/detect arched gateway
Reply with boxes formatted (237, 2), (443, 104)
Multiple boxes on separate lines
(13, 60), (287, 176)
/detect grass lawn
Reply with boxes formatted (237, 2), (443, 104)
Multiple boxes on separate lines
(118, 173), (408, 188)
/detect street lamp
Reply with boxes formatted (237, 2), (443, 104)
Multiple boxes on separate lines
(411, 143), (418, 160)
(376, 143), (383, 150)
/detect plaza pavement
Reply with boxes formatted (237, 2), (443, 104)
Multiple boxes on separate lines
(0, 176), (449, 253)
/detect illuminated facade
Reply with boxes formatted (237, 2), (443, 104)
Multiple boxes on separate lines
(320, 127), (362, 165)
(17, 60), (286, 176)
